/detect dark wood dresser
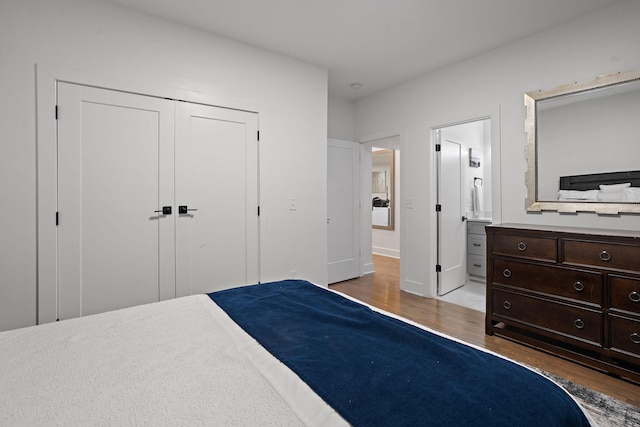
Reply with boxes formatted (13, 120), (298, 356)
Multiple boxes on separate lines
(486, 223), (640, 382)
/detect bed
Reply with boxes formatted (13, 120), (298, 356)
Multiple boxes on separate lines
(558, 170), (640, 202)
(0, 280), (593, 426)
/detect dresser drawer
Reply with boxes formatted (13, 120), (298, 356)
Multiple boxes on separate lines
(492, 289), (602, 345)
(609, 315), (640, 358)
(467, 234), (485, 256)
(563, 239), (640, 273)
(609, 275), (640, 315)
(468, 255), (485, 277)
(491, 233), (557, 262)
(487, 225), (640, 379)
(492, 259), (602, 305)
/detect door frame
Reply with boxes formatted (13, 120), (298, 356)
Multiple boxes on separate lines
(36, 64), (260, 324)
(428, 113), (501, 299)
(357, 130), (405, 282)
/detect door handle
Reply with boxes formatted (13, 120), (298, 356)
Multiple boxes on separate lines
(154, 206), (172, 215)
(179, 205), (198, 214)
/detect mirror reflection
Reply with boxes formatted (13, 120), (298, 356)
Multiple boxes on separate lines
(372, 149), (394, 229)
(525, 69), (640, 214)
(538, 81), (640, 201)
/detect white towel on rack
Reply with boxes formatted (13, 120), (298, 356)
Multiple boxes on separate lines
(472, 185), (482, 213)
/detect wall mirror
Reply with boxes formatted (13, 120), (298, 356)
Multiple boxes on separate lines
(525, 68), (640, 214)
(372, 149), (395, 229)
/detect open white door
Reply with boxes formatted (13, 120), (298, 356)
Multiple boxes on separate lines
(437, 137), (466, 296)
(327, 139), (360, 284)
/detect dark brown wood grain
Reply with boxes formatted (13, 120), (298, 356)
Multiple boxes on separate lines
(492, 257), (602, 306)
(486, 224), (640, 386)
(492, 232), (557, 262)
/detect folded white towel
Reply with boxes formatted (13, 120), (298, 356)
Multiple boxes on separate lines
(599, 182), (631, 192)
(472, 186), (482, 213)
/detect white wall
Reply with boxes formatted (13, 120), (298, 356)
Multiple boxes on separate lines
(354, 0), (640, 297)
(439, 120), (490, 216)
(328, 96), (356, 141)
(0, 0), (328, 331)
(482, 120), (492, 212)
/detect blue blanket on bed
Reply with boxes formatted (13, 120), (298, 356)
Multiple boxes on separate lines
(209, 280), (590, 427)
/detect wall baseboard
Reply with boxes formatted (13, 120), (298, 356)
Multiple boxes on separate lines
(372, 247), (400, 258)
(362, 262), (375, 275)
(402, 279), (426, 297)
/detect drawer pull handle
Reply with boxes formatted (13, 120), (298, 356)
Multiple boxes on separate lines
(473, 243), (482, 247)
(573, 281), (584, 292)
(599, 250), (611, 262)
(574, 319), (585, 329)
(473, 263), (482, 268)
(631, 333), (640, 344)
(503, 269), (512, 278)
(517, 242), (527, 251)
(503, 301), (511, 310)
(629, 291), (640, 303)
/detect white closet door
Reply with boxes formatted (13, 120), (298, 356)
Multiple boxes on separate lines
(57, 83), (176, 319)
(175, 102), (259, 296)
(327, 139), (360, 284)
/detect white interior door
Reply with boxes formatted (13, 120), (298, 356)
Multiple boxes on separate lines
(175, 103), (259, 295)
(57, 83), (176, 319)
(56, 83), (259, 320)
(327, 139), (360, 284)
(438, 138), (466, 295)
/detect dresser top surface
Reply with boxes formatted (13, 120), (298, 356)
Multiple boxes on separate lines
(488, 223), (640, 239)
(467, 218), (492, 223)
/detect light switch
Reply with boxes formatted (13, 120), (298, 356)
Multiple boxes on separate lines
(406, 198), (414, 209)
(289, 197), (297, 211)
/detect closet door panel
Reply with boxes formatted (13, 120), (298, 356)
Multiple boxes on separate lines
(175, 103), (259, 296)
(57, 83), (175, 319)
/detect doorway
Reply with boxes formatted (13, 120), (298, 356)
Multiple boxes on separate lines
(363, 135), (400, 278)
(435, 119), (491, 311)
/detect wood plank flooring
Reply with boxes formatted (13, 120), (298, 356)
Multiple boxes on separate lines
(329, 254), (640, 408)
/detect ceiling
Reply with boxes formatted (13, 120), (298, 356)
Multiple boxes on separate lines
(105, 0), (620, 100)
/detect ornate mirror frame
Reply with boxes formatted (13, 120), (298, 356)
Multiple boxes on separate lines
(525, 69), (640, 214)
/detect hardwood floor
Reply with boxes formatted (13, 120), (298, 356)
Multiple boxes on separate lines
(329, 254), (640, 408)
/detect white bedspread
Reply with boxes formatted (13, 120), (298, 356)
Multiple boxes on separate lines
(0, 295), (347, 426)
